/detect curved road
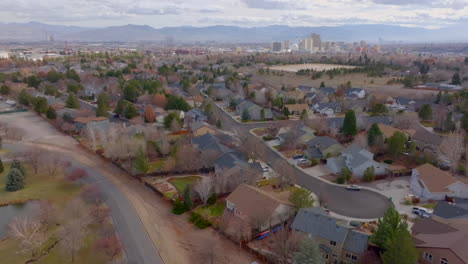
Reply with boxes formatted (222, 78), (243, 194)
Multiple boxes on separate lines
(4, 142), (163, 264)
(212, 101), (393, 219)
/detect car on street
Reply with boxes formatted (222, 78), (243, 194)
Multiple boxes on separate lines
(262, 166), (270, 172)
(412, 206), (433, 215)
(346, 185), (361, 191)
(413, 210), (431, 218)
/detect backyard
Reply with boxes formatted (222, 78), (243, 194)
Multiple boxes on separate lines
(168, 175), (202, 193)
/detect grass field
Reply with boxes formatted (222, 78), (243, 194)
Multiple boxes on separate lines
(269, 63), (356, 72)
(169, 176), (202, 193)
(0, 164), (80, 206)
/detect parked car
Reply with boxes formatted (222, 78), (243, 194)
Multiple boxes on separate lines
(412, 206), (433, 215)
(413, 210), (431, 218)
(346, 185), (361, 191)
(292, 154), (304, 160)
(297, 158), (308, 164)
(262, 166), (270, 172)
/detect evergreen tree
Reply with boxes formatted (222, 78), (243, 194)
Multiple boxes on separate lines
(164, 112), (182, 129)
(115, 99), (127, 116)
(462, 113), (468, 132)
(216, 119), (222, 128)
(133, 148), (149, 176)
(124, 103), (138, 119)
(288, 188), (314, 209)
(166, 95), (191, 112)
(65, 69), (80, 82)
(368, 123), (383, 146)
(381, 228), (418, 264)
(33, 96), (48, 114)
(46, 106), (57, 120)
(242, 109), (251, 121)
(66, 94), (80, 109)
(183, 186), (193, 209)
(435, 91), (442, 104)
(293, 238), (324, 264)
(363, 166), (376, 182)
(320, 81), (325, 88)
(418, 104), (432, 121)
(96, 93), (110, 117)
(18, 89), (32, 106)
(11, 159), (26, 176)
(46, 69), (61, 83)
(343, 110), (357, 136)
(5, 168), (25, 192)
(387, 132), (406, 157)
(123, 83), (139, 102)
(443, 112), (456, 132)
(451, 72), (461, 85)
(371, 207), (408, 250)
(0, 84), (10, 95)
(260, 109), (265, 121)
(0, 159), (4, 174)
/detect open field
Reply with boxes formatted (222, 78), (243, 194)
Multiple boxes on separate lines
(246, 68), (438, 98)
(269, 63), (356, 72)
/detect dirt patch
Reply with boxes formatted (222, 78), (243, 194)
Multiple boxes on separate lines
(269, 63), (356, 72)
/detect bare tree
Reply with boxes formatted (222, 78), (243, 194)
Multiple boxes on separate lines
(175, 143), (200, 171)
(104, 134), (146, 161)
(32, 200), (57, 231)
(440, 131), (465, 172)
(24, 147), (41, 174)
(8, 216), (46, 257)
(194, 177), (213, 205)
(305, 116), (327, 134)
(270, 228), (301, 264)
(57, 198), (91, 263)
(95, 234), (123, 261)
(40, 154), (63, 178)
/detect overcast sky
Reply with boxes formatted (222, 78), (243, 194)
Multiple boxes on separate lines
(1, 0), (468, 28)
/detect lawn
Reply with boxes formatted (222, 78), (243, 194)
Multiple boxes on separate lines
(148, 159), (166, 173)
(0, 164), (80, 206)
(194, 202), (226, 220)
(168, 176), (202, 193)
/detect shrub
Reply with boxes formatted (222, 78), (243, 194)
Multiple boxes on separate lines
(262, 135), (275, 141)
(457, 163), (466, 174)
(310, 159), (319, 166)
(383, 160), (393, 164)
(336, 175), (346, 184)
(172, 198), (188, 215)
(207, 193), (217, 205)
(189, 212), (212, 229)
(363, 166), (376, 182)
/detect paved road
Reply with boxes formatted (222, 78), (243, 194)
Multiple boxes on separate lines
(4, 142), (163, 264)
(212, 101), (393, 219)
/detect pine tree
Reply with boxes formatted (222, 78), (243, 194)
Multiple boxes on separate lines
(343, 110), (357, 137)
(368, 123), (383, 146)
(96, 93), (109, 117)
(293, 238), (324, 264)
(66, 94), (80, 109)
(371, 207), (408, 249)
(124, 103), (138, 119)
(5, 168), (25, 192)
(11, 159), (26, 176)
(115, 99), (127, 116)
(381, 228), (418, 264)
(242, 109), (251, 121)
(133, 148), (149, 176)
(46, 106), (57, 120)
(387, 132), (406, 157)
(0, 159), (4, 174)
(418, 104), (432, 121)
(451, 72), (461, 85)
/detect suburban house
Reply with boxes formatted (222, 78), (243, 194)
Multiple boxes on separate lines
(327, 116), (392, 131)
(214, 151), (263, 184)
(377, 123), (416, 139)
(345, 88), (366, 99)
(284, 104), (311, 117)
(225, 184), (295, 233)
(318, 87), (336, 96)
(276, 124), (316, 146)
(285, 90), (305, 102)
(304, 92), (318, 105)
(190, 121), (217, 137)
(410, 163), (468, 201)
(412, 126), (444, 152)
(304, 136), (344, 159)
(292, 207), (371, 264)
(192, 133), (231, 157)
(236, 100), (273, 121)
(412, 217), (468, 264)
(297, 85), (315, 93)
(186, 108), (207, 122)
(327, 145), (387, 177)
(313, 102), (342, 116)
(73, 116), (109, 131)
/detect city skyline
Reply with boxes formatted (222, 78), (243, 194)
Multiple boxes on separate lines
(1, 0), (468, 29)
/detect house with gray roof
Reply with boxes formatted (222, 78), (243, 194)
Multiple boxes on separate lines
(292, 207), (370, 263)
(304, 136), (344, 159)
(345, 88), (366, 99)
(276, 124), (315, 146)
(313, 102), (342, 116)
(326, 116), (392, 131)
(192, 133), (231, 156)
(327, 145), (388, 177)
(433, 198), (468, 220)
(186, 108), (207, 122)
(318, 87), (336, 96)
(236, 100), (273, 121)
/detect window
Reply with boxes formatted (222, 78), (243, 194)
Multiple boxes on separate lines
(346, 252), (358, 261)
(330, 240), (337, 246)
(321, 252), (329, 260)
(424, 252), (433, 262)
(440, 258), (448, 264)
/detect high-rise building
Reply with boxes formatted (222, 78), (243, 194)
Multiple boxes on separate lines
(272, 42), (282, 52)
(282, 40), (290, 52)
(311, 33), (322, 51)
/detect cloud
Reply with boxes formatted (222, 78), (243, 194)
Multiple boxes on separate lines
(241, 0), (295, 10)
(370, 0), (468, 9)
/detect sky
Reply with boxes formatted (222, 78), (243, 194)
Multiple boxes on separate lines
(1, 0), (468, 29)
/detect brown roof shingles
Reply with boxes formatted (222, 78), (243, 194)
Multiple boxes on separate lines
(415, 163), (458, 193)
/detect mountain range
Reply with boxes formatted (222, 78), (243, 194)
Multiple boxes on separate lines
(1, 21), (468, 43)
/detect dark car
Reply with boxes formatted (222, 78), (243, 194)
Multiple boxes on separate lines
(292, 154), (303, 160)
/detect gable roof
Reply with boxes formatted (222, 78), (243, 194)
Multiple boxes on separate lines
(415, 163), (458, 193)
(292, 207), (370, 254)
(377, 123), (416, 138)
(191, 121), (216, 133)
(284, 104), (309, 112)
(342, 144), (378, 169)
(318, 87), (336, 94)
(412, 218), (468, 262)
(192, 133), (231, 154)
(306, 136), (340, 150)
(227, 184), (292, 221)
